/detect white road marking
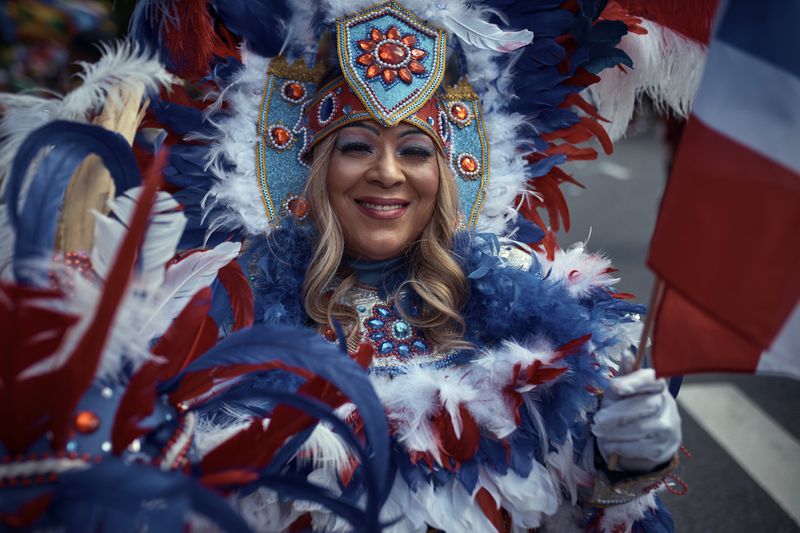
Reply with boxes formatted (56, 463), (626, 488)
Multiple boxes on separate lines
(678, 383), (800, 526)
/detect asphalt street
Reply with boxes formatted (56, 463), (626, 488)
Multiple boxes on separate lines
(556, 124), (800, 532)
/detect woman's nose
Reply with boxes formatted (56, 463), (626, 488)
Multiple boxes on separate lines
(368, 150), (405, 187)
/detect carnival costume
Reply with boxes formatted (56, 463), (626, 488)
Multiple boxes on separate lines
(0, 0), (708, 531)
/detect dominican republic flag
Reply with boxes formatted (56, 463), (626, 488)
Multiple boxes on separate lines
(647, 0), (800, 379)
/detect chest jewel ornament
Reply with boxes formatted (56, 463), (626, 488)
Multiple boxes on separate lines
(363, 302), (430, 359)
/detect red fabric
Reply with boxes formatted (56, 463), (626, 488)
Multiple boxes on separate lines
(614, 0), (719, 44)
(652, 286), (762, 376)
(648, 118), (800, 375)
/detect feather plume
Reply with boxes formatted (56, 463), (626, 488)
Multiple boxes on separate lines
(0, 40), (174, 181)
(91, 187), (187, 288)
(442, 12), (533, 52)
(137, 241), (241, 339)
(585, 19), (707, 140)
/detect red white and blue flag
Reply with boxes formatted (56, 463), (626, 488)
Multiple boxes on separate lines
(648, 0), (800, 379)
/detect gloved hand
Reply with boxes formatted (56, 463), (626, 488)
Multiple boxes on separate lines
(592, 368), (682, 472)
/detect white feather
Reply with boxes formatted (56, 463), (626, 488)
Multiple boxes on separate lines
(442, 12), (533, 52)
(0, 40), (174, 181)
(91, 187), (186, 288)
(139, 241), (241, 339)
(585, 19), (707, 141)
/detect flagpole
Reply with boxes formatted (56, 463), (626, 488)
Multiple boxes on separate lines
(633, 277), (665, 371)
(606, 277), (665, 471)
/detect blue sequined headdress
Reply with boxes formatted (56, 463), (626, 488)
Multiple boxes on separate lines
(253, 1), (491, 230)
(136, 0), (639, 245)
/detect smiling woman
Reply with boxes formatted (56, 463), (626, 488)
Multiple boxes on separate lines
(301, 120), (468, 351)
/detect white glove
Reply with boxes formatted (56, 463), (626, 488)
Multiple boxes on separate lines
(592, 368), (682, 472)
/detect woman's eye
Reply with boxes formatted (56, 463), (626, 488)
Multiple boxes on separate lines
(400, 146), (433, 158)
(338, 141), (374, 154)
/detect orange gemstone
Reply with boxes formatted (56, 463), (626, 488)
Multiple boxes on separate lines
(386, 26), (400, 40)
(283, 82), (305, 100)
(398, 67), (413, 84)
(356, 53), (374, 66)
(408, 60), (425, 74)
(358, 39), (376, 52)
(370, 28), (384, 42)
(402, 35), (417, 47)
(74, 411), (100, 434)
(410, 48), (426, 60)
(378, 42), (407, 65)
(460, 155), (478, 173)
(366, 64), (381, 79)
(288, 197), (309, 218)
(271, 127), (291, 146)
(451, 103), (469, 121)
(382, 69), (397, 83)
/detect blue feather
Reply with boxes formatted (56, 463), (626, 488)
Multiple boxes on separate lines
(6, 121), (142, 283)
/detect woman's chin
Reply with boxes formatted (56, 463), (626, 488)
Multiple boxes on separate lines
(346, 235), (413, 261)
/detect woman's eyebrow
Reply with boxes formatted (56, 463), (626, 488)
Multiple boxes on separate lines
(346, 123), (380, 135)
(398, 128), (428, 139)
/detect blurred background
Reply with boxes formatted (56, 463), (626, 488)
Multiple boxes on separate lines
(1, 1), (798, 531)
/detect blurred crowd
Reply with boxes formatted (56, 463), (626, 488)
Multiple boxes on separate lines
(0, 0), (134, 93)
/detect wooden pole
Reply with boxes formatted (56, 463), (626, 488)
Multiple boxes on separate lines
(605, 276), (665, 471)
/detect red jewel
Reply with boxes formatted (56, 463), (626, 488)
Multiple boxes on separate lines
(365, 64), (381, 79)
(270, 127), (291, 147)
(358, 39), (375, 52)
(74, 410), (100, 434)
(410, 48), (426, 60)
(378, 42), (408, 65)
(451, 103), (469, 121)
(283, 82), (305, 101)
(398, 67), (413, 84)
(402, 35), (417, 47)
(382, 69), (397, 83)
(408, 60), (425, 75)
(287, 197), (309, 218)
(356, 53), (373, 66)
(460, 155), (478, 173)
(322, 327), (337, 341)
(386, 26), (401, 40)
(370, 28), (384, 42)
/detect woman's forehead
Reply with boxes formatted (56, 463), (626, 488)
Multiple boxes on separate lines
(340, 121), (431, 138)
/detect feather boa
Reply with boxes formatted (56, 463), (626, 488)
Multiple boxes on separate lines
(196, 222), (664, 532)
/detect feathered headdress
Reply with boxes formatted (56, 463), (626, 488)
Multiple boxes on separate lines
(128, 0), (710, 254)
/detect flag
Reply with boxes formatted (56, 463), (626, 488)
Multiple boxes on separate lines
(647, 0), (800, 379)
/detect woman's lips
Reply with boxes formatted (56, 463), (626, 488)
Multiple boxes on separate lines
(355, 198), (410, 219)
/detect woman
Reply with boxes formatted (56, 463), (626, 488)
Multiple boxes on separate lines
(0, 1), (685, 531)
(217, 52), (682, 526)
(139, 0), (685, 527)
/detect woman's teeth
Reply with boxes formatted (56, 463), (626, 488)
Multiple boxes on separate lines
(360, 202), (405, 211)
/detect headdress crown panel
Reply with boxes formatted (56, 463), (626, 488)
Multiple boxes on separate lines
(336, 1), (447, 127)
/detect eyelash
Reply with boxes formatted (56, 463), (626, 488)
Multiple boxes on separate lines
(339, 141), (373, 154)
(339, 142), (433, 159)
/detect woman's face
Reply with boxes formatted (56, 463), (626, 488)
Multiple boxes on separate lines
(326, 121), (439, 260)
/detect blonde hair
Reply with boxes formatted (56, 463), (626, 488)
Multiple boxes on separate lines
(301, 134), (470, 350)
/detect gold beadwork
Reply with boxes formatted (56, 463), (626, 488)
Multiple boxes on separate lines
(267, 56), (325, 83)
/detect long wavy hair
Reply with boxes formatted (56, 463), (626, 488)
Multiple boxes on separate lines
(301, 134), (470, 350)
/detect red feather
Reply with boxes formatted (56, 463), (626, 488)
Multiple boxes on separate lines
(0, 491), (53, 529)
(163, 0), (239, 80)
(200, 373), (351, 474)
(111, 287), (216, 453)
(50, 149), (168, 450)
(475, 488), (505, 533)
(0, 284), (79, 453)
(216, 260), (254, 331)
(433, 404), (481, 464)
